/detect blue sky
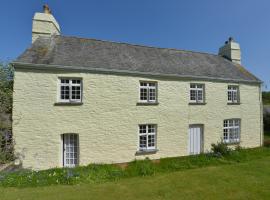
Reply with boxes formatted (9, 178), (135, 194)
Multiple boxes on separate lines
(1, 0), (269, 90)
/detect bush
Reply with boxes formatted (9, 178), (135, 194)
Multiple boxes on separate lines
(0, 131), (15, 164)
(125, 158), (156, 177)
(211, 141), (231, 156)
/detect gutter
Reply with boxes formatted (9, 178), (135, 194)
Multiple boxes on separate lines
(11, 61), (262, 84)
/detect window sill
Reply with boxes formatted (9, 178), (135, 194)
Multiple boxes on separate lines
(135, 149), (159, 155)
(227, 102), (241, 105)
(224, 141), (240, 145)
(189, 102), (206, 105)
(54, 102), (83, 106)
(136, 102), (159, 106)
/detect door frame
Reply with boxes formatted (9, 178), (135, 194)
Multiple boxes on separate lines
(188, 124), (204, 155)
(62, 133), (79, 167)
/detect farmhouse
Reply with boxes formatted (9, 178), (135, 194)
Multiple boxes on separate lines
(12, 5), (263, 170)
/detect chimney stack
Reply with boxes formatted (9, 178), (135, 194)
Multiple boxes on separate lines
(32, 5), (60, 43)
(218, 37), (241, 64)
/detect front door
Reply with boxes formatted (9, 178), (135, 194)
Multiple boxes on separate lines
(188, 125), (203, 155)
(63, 134), (79, 167)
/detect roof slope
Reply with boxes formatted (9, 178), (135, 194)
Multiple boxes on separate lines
(14, 35), (260, 83)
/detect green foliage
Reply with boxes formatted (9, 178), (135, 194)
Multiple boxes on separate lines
(0, 62), (14, 164)
(0, 62), (14, 114)
(264, 111), (270, 132)
(125, 158), (156, 176)
(1, 147), (269, 188)
(262, 91), (270, 105)
(211, 141), (231, 156)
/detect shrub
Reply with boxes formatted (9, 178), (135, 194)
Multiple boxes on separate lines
(0, 131), (15, 164)
(211, 141), (231, 156)
(125, 158), (156, 177)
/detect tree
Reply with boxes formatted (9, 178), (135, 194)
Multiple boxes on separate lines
(0, 62), (14, 163)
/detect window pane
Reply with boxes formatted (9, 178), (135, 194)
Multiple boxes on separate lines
(140, 82), (147, 86)
(190, 90), (196, 100)
(233, 91), (238, 102)
(190, 84), (196, 88)
(148, 135), (155, 147)
(139, 135), (147, 148)
(140, 88), (147, 100)
(61, 86), (70, 99)
(148, 125), (155, 133)
(139, 125), (147, 134)
(61, 79), (69, 84)
(197, 90), (203, 101)
(149, 88), (156, 101)
(228, 91), (232, 101)
(71, 86), (81, 100)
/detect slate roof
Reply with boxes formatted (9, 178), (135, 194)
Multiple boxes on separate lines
(14, 35), (261, 83)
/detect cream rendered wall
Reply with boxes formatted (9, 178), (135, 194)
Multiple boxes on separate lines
(12, 68), (262, 170)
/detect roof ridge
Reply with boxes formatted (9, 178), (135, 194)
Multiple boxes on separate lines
(55, 35), (220, 57)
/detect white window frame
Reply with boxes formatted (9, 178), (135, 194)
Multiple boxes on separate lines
(223, 119), (240, 144)
(139, 81), (157, 103)
(228, 85), (239, 103)
(190, 83), (204, 103)
(138, 124), (157, 151)
(59, 78), (82, 103)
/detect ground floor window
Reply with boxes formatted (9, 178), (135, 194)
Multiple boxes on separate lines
(139, 124), (156, 151)
(63, 133), (79, 167)
(223, 119), (240, 144)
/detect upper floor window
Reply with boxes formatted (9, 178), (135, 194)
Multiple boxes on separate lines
(228, 85), (239, 104)
(139, 82), (157, 103)
(190, 83), (204, 103)
(59, 78), (82, 103)
(223, 119), (240, 144)
(139, 124), (156, 151)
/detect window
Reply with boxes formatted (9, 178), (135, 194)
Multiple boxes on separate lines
(228, 86), (239, 103)
(223, 119), (240, 144)
(190, 84), (204, 103)
(59, 78), (82, 102)
(139, 124), (156, 151)
(139, 82), (157, 103)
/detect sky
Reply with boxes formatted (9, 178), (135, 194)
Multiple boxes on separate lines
(0, 0), (269, 90)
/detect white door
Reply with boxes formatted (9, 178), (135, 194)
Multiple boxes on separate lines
(188, 125), (203, 155)
(63, 134), (79, 167)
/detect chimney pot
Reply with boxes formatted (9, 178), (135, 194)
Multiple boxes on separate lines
(43, 4), (51, 14)
(228, 37), (234, 42)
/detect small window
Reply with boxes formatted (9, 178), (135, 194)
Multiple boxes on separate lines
(190, 83), (204, 103)
(223, 119), (240, 144)
(59, 78), (82, 102)
(139, 82), (157, 103)
(139, 124), (156, 151)
(228, 86), (239, 103)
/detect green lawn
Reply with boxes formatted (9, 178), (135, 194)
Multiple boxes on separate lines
(1, 153), (270, 200)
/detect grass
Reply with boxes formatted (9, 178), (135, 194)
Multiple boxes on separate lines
(0, 149), (270, 200)
(1, 147), (270, 187)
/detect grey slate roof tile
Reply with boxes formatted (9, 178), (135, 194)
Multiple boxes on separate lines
(14, 35), (261, 83)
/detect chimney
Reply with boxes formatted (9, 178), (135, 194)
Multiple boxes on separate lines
(32, 5), (61, 43)
(218, 37), (241, 64)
